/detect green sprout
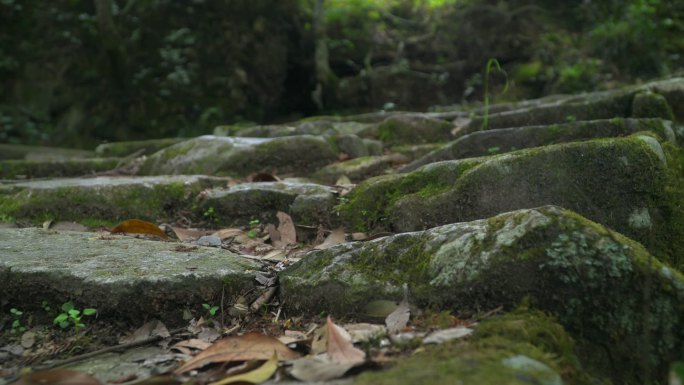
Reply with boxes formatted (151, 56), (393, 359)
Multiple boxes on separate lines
(247, 218), (260, 239)
(481, 58), (509, 131)
(9, 308), (25, 333)
(202, 303), (219, 317)
(203, 206), (219, 223)
(53, 301), (97, 334)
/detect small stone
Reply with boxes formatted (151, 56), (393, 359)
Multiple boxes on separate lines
(196, 235), (222, 247)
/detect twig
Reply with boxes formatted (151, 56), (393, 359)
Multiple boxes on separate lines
(250, 286), (277, 312)
(34, 327), (186, 371)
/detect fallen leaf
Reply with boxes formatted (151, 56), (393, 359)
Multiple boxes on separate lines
(21, 331), (37, 349)
(170, 227), (206, 242)
(111, 219), (169, 240)
(385, 300), (411, 334)
(13, 368), (102, 385)
(266, 224), (280, 245)
(174, 244), (198, 252)
(174, 332), (300, 374)
(275, 211), (296, 247)
(119, 320), (170, 344)
(288, 354), (356, 382)
(335, 175), (352, 186)
(210, 352), (278, 385)
(172, 338), (212, 352)
(326, 316), (366, 365)
(42, 220), (53, 229)
(351, 232), (368, 241)
(423, 326), (473, 344)
(248, 172), (280, 182)
(277, 330), (309, 345)
(314, 228), (346, 250)
(343, 323), (386, 343)
(261, 249), (287, 262)
(211, 228), (245, 240)
(362, 299), (402, 319)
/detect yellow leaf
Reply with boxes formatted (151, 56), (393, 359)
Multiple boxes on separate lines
(110, 219), (169, 240)
(210, 352), (278, 385)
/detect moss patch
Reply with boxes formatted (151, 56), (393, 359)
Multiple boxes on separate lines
(356, 309), (596, 385)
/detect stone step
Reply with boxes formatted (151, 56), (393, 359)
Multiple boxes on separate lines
(138, 135), (338, 177)
(95, 138), (186, 157)
(337, 134), (684, 266)
(0, 143), (94, 161)
(401, 118), (676, 172)
(196, 180), (336, 227)
(0, 175), (229, 226)
(280, 205), (684, 384)
(0, 228), (262, 324)
(0, 157), (121, 180)
(464, 77), (684, 134)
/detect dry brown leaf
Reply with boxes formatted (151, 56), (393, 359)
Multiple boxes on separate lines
(385, 300), (411, 334)
(212, 228), (245, 240)
(335, 175), (352, 186)
(343, 323), (386, 343)
(170, 227), (206, 242)
(351, 232), (368, 241)
(173, 332), (300, 374)
(119, 320), (170, 345)
(209, 351), (278, 385)
(275, 211), (296, 247)
(110, 219), (169, 240)
(277, 330), (310, 345)
(288, 354), (356, 382)
(266, 223), (280, 244)
(172, 338), (213, 352)
(248, 172), (281, 182)
(180, 338), (213, 350)
(326, 316), (366, 365)
(13, 368), (102, 385)
(423, 326), (473, 344)
(314, 228), (346, 250)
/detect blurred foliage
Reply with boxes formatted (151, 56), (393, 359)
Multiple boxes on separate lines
(0, 0), (681, 147)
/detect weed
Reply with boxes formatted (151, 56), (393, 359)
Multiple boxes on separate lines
(202, 303), (219, 318)
(9, 308), (25, 333)
(247, 218), (260, 239)
(203, 206), (218, 223)
(481, 58), (509, 131)
(53, 301), (97, 334)
(487, 146), (501, 154)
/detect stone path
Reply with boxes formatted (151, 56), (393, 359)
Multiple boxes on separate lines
(2, 77), (684, 384)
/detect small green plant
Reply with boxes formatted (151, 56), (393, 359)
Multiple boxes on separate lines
(9, 308), (25, 333)
(565, 114), (577, 122)
(247, 218), (260, 239)
(481, 58), (509, 131)
(53, 301), (97, 334)
(41, 301), (51, 313)
(487, 146), (501, 154)
(203, 206), (218, 223)
(202, 303), (219, 318)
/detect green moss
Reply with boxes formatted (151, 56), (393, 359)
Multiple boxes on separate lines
(356, 309), (593, 385)
(631, 91), (675, 121)
(337, 158), (484, 232)
(0, 180), (204, 225)
(0, 158), (120, 179)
